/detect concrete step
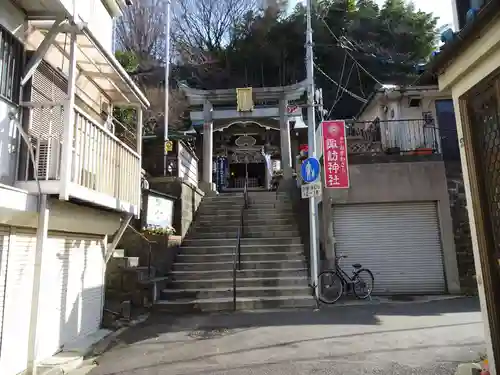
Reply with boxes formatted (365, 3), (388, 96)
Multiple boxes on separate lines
(153, 295), (315, 313)
(176, 251), (305, 263)
(169, 276), (310, 289)
(169, 267), (308, 281)
(182, 237), (302, 247)
(195, 217), (296, 227)
(177, 244), (305, 255)
(202, 199), (291, 208)
(248, 203), (293, 209)
(188, 229), (300, 239)
(205, 192), (287, 199)
(197, 208), (294, 217)
(191, 223), (298, 234)
(173, 259), (306, 272)
(160, 285), (311, 300)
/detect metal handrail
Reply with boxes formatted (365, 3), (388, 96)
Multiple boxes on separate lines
(232, 171), (249, 311)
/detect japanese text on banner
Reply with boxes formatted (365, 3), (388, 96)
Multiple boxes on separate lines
(322, 120), (350, 189)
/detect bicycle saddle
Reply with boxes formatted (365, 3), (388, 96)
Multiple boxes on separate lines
(352, 263), (362, 269)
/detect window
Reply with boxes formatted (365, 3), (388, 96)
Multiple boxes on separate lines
(0, 25), (24, 104)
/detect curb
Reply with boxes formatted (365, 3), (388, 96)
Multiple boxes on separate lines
(88, 313), (150, 358)
(319, 294), (470, 309)
(39, 313), (150, 375)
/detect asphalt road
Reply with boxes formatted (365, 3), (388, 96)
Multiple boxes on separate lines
(78, 297), (485, 375)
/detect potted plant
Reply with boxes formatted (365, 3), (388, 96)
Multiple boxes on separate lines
(413, 144), (434, 155)
(142, 224), (176, 242)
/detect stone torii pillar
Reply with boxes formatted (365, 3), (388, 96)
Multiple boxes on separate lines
(279, 96), (292, 179)
(202, 100), (214, 191)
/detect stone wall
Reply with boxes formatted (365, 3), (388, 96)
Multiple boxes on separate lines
(118, 230), (182, 275)
(445, 161), (477, 294)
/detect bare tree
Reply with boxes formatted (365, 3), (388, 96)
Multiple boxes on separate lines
(114, 1), (190, 131)
(115, 0), (166, 68)
(172, 0), (257, 65)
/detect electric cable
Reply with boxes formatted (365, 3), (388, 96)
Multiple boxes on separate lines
(326, 60), (355, 119)
(333, 52), (347, 105)
(320, 17), (385, 87)
(314, 62), (367, 104)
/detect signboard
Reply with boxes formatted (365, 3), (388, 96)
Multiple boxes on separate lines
(216, 156), (228, 192)
(300, 157), (320, 183)
(301, 181), (322, 199)
(164, 140), (173, 153)
(322, 120), (350, 189)
(287, 105), (299, 114)
(146, 194), (174, 228)
(237, 88), (254, 112)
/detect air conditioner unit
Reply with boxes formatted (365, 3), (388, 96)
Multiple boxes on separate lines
(35, 139), (62, 180)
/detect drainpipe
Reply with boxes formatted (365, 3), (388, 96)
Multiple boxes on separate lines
(25, 194), (50, 375)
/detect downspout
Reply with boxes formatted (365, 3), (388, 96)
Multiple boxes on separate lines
(58, 29), (77, 201)
(25, 195), (49, 375)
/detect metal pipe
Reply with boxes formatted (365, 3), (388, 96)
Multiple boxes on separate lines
(26, 194), (49, 375)
(163, 0), (172, 176)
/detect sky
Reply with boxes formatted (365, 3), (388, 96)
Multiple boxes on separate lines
(292, 0), (454, 28)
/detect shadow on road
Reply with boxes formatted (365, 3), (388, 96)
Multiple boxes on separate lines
(115, 297), (480, 347)
(85, 297), (483, 375)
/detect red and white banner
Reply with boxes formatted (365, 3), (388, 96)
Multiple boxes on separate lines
(322, 120), (349, 189)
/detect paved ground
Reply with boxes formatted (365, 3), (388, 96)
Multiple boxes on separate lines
(78, 297), (485, 375)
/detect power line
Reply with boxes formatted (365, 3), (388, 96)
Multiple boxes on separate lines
(320, 17), (385, 87)
(314, 62), (367, 104)
(327, 60), (356, 119)
(333, 52), (347, 105)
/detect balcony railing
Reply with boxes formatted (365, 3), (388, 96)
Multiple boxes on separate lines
(18, 104), (141, 213)
(346, 119), (440, 155)
(73, 107), (141, 207)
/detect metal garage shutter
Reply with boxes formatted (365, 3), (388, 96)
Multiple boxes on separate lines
(0, 226), (10, 353)
(0, 229), (36, 375)
(37, 232), (105, 361)
(332, 202), (446, 294)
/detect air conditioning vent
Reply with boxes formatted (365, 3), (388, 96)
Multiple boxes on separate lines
(409, 98), (421, 108)
(35, 138), (62, 180)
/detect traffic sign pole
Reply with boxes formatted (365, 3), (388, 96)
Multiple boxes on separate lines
(305, 0), (320, 299)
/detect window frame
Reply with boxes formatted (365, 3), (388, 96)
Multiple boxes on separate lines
(0, 24), (24, 105)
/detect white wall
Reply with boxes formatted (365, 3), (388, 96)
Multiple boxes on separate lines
(357, 101), (380, 122)
(0, 0), (24, 37)
(178, 143), (199, 187)
(58, 0), (114, 52)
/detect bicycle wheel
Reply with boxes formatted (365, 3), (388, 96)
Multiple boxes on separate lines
(317, 270), (344, 304)
(353, 269), (374, 299)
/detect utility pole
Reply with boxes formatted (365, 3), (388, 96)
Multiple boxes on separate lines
(163, 0), (172, 176)
(306, 0), (319, 298)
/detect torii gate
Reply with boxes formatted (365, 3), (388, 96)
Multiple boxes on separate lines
(180, 81), (308, 192)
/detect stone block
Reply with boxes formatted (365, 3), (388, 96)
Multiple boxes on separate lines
(121, 272), (139, 292)
(126, 257), (140, 268)
(106, 272), (123, 289)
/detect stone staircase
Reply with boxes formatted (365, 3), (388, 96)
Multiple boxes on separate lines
(155, 191), (315, 312)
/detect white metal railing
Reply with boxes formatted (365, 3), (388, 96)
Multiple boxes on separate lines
(19, 105), (141, 208)
(72, 106), (141, 207)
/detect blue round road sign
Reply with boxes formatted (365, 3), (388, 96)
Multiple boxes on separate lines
(301, 157), (320, 183)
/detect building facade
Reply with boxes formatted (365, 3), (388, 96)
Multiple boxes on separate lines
(312, 84), (462, 296)
(431, 0), (500, 373)
(0, 1), (148, 374)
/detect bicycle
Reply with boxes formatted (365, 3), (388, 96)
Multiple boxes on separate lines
(317, 254), (374, 304)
